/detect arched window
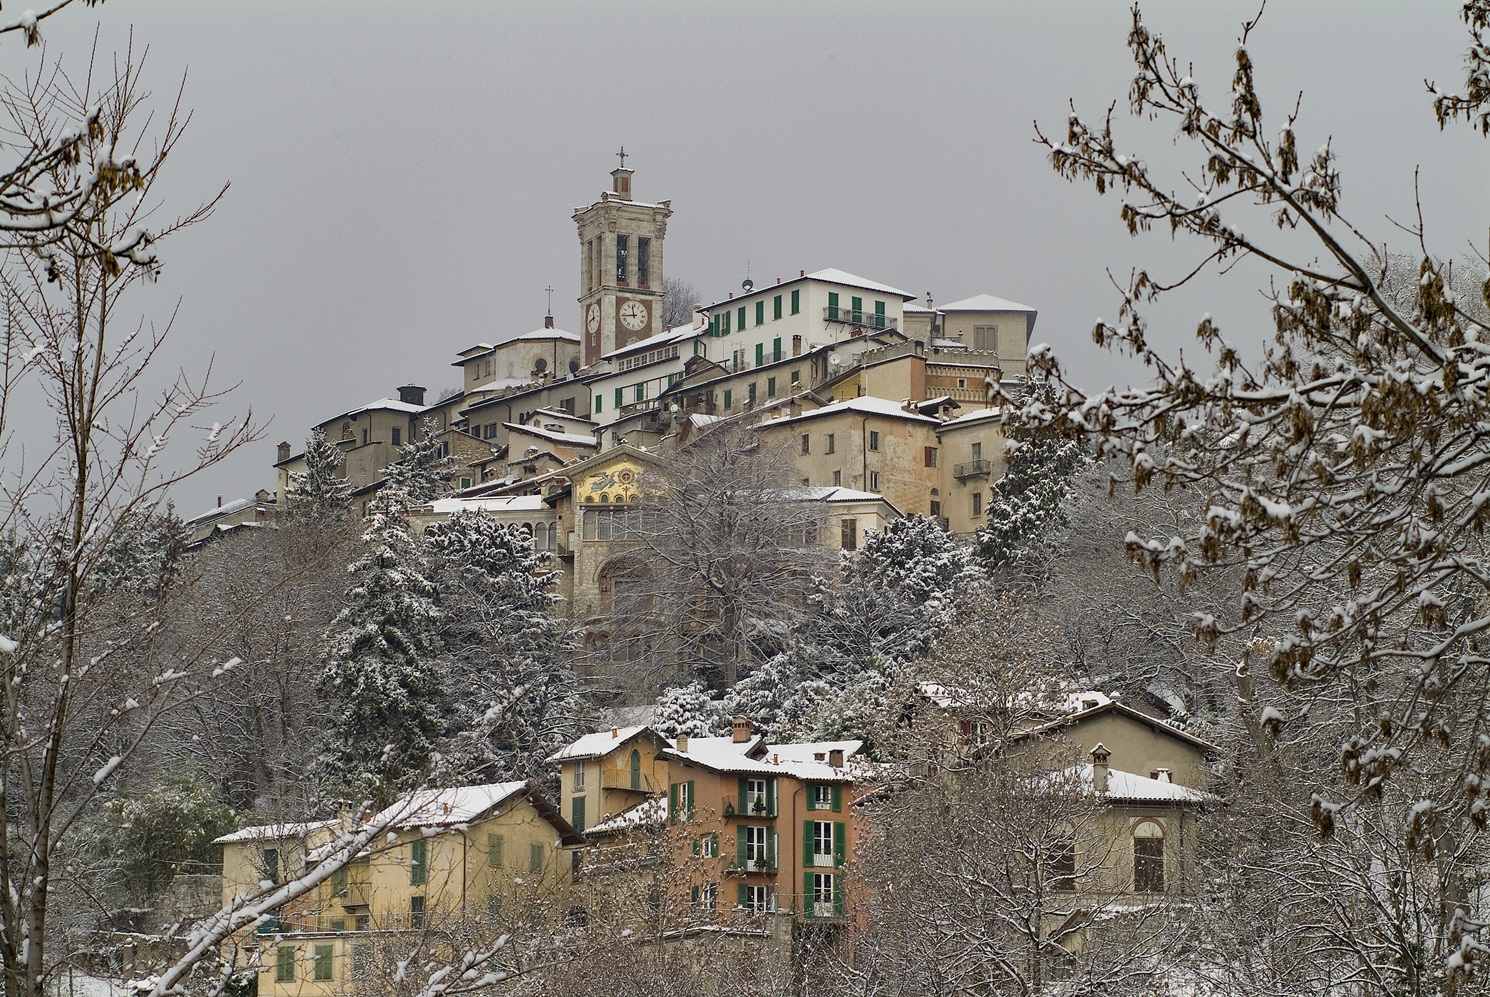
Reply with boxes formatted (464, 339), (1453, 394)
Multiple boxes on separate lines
(630, 749), (641, 790)
(1133, 820), (1165, 894)
(547, 523), (559, 550)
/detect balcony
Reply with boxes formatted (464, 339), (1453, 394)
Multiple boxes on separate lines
(953, 458), (995, 479)
(824, 308), (897, 333)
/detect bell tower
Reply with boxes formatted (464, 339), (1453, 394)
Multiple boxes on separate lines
(573, 150), (672, 367)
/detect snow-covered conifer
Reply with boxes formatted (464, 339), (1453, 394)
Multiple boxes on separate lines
(286, 430), (352, 522)
(383, 417), (457, 508)
(651, 681), (727, 739)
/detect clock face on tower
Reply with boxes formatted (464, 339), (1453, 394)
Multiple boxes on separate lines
(619, 300), (649, 332)
(586, 303), (601, 334)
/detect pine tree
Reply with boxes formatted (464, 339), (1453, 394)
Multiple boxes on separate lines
(383, 417), (457, 507)
(976, 386), (1089, 584)
(317, 495), (447, 806)
(425, 511), (587, 789)
(652, 681), (727, 739)
(286, 430), (353, 523)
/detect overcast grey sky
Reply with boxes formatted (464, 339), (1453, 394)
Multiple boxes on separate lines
(27, 1), (1490, 517)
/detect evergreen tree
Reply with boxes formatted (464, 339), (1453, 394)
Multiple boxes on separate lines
(286, 430), (353, 523)
(425, 511), (588, 789)
(383, 416), (457, 507)
(652, 681), (727, 739)
(89, 504), (189, 598)
(976, 385), (1089, 584)
(317, 494), (447, 806)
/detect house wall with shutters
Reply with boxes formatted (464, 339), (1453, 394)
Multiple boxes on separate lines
(552, 731), (672, 836)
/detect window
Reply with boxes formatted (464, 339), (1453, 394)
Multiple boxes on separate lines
(869, 430), (881, 451)
(827, 291), (840, 320)
(826, 433), (836, 454)
(1134, 822), (1165, 893)
(529, 841), (544, 873)
(698, 833), (719, 858)
(331, 867), (348, 897)
(572, 796), (586, 833)
(275, 947), (295, 983)
(930, 499), (942, 517)
(832, 470), (842, 487)
(971, 441), (982, 461)
(594, 394), (603, 414)
(1049, 831), (1077, 891)
(868, 470), (879, 491)
(482, 423), (497, 439)
(691, 883), (718, 910)
(459, 476), (472, 489)
(330, 919), (345, 932)
(755, 342), (764, 367)
(410, 840), (427, 885)
(791, 369), (801, 387)
(630, 749), (641, 790)
(742, 884), (772, 912)
(745, 825), (769, 866)
(801, 434), (810, 455)
(573, 759), (585, 789)
(724, 389), (733, 410)
(614, 387), (623, 409)
(808, 784), (840, 811)
(973, 492), (983, 517)
(974, 324), (999, 352)
(772, 337), (782, 362)
(811, 821), (835, 867)
(313, 945), (334, 982)
(722, 310), (731, 334)
(791, 289), (800, 314)
(746, 779), (770, 814)
(616, 234), (629, 283)
(488, 834), (505, 869)
(738, 306), (746, 331)
(755, 301), (765, 326)
(748, 382), (758, 405)
(410, 895), (425, 929)
(262, 848), (280, 883)
(391, 427), (401, 446)
(924, 446), (938, 467)
(841, 518), (858, 551)
(808, 872), (839, 917)
(709, 313), (720, 337)
(767, 377), (777, 397)
(673, 780), (695, 821)
(352, 943), (372, 980)
(851, 295), (863, 321)
(773, 294), (782, 319)
(637, 236), (650, 287)
(635, 383), (646, 403)
(873, 300), (886, 328)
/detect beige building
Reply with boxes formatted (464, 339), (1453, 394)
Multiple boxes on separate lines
(215, 783), (582, 997)
(574, 164), (673, 366)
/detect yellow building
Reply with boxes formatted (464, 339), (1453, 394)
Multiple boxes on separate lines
(545, 724), (673, 834)
(215, 782), (582, 997)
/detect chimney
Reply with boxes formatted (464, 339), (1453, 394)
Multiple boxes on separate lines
(800, 270), (805, 277)
(216, 495), (222, 509)
(1154, 768), (1172, 783)
(676, 734), (689, 753)
(732, 716), (754, 744)
(828, 748), (844, 768)
(277, 441), (291, 463)
(611, 727), (619, 739)
(398, 384), (426, 407)
(545, 314), (555, 329)
(1090, 743), (1111, 794)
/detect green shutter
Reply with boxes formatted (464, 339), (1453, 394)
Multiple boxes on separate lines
(767, 830), (777, 869)
(773, 337), (782, 360)
(755, 343), (764, 366)
(614, 387), (623, 408)
(737, 306), (746, 330)
(828, 291), (839, 318)
(738, 777), (748, 815)
(410, 839), (427, 885)
(806, 786), (817, 812)
(739, 883), (750, 908)
(774, 295), (782, 319)
(723, 311), (731, 333)
(832, 784), (843, 813)
(331, 867), (347, 896)
(834, 821), (846, 867)
(834, 874), (845, 916)
(803, 872), (814, 916)
(276, 946), (295, 983)
(711, 832), (719, 855)
(669, 783), (678, 825)
(756, 301), (764, 325)
(803, 820), (814, 865)
(692, 837), (700, 857)
(685, 780), (694, 820)
(488, 834), (504, 868)
(710, 314), (719, 336)
(851, 295), (862, 317)
(737, 826), (747, 866)
(791, 289), (800, 314)
(874, 300), (886, 327)
(594, 394), (602, 414)
(767, 778), (777, 816)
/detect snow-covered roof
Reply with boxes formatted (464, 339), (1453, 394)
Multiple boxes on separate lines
(424, 495), (550, 515)
(938, 406), (1004, 430)
(187, 497), (255, 524)
(373, 782), (527, 830)
(347, 397), (426, 417)
(213, 820), (338, 845)
(770, 395), (942, 426)
(805, 268), (914, 300)
(767, 740), (864, 765)
(471, 376), (540, 394)
(931, 338), (967, 349)
(1068, 764), (1216, 804)
(505, 422), (598, 447)
(510, 327), (579, 343)
(666, 736), (858, 782)
(902, 302), (935, 314)
(601, 323), (701, 361)
(547, 725), (656, 762)
(586, 795), (668, 836)
(938, 293), (1037, 313)
(779, 485), (890, 504)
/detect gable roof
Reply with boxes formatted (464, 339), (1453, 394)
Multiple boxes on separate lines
(547, 725), (667, 762)
(1066, 764), (1217, 804)
(769, 395), (942, 427)
(213, 820), (339, 845)
(938, 293), (1037, 313)
(374, 781), (584, 845)
(1020, 699), (1219, 754)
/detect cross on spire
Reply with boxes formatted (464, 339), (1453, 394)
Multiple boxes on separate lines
(616, 146), (628, 169)
(544, 285), (555, 314)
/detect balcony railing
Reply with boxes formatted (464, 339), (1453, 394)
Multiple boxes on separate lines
(824, 307), (897, 332)
(953, 458), (995, 479)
